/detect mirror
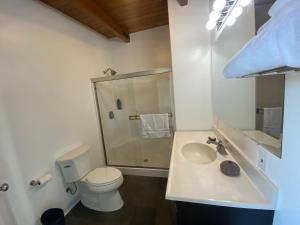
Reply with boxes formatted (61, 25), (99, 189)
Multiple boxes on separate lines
(211, 0), (283, 158)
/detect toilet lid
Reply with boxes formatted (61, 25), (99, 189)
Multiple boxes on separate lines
(85, 167), (122, 186)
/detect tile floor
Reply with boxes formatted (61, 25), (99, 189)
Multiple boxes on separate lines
(65, 175), (171, 225)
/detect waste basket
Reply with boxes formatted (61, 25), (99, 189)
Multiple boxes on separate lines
(40, 208), (65, 225)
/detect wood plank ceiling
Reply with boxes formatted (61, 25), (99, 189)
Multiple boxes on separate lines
(40, 0), (170, 42)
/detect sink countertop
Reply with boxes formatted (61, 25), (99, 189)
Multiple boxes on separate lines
(166, 131), (276, 210)
(243, 130), (281, 156)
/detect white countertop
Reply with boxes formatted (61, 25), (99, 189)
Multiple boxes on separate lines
(243, 130), (281, 156)
(166, 131), (276, 210)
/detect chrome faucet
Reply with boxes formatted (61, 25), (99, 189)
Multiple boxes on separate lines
(207, 137), (227, 156)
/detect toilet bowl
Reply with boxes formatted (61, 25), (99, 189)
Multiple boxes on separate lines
(56, 145), (124, 212)
(79, 167), (124, 212)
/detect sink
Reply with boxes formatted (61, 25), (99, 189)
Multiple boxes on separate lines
(181, 143), (217, 165)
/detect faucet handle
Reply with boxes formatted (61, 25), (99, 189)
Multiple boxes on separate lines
(208, 137), (216, 142)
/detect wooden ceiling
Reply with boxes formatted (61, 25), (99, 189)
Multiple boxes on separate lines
(40, 0), (170, 42)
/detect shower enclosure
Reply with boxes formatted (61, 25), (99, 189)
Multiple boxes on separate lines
(92, 68), (174, 170)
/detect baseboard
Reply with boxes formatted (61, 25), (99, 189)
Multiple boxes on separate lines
(64, 197), (80, 216)
(117, 167), (169, 178)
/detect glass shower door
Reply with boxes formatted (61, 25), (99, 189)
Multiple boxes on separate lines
(95, 72), (173, 169)
(131, 74), (173, 168)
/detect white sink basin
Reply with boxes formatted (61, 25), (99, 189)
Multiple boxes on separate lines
(181, 142), (217, 165)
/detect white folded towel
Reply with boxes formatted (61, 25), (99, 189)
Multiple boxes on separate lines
(223, 1), (300, 78)
(140, 113), (171, 139)
(263, 107), (282, 139)
(268, 0), (299, 17)
(263, 107), (282, 128)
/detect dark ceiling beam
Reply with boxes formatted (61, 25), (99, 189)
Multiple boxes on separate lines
(79, 0), (130, 42)
(177, 0), (188, 6)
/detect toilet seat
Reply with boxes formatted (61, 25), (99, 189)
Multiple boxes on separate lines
(83, 167), (123, 187)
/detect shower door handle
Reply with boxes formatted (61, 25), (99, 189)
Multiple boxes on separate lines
(109, 111), (114, 119)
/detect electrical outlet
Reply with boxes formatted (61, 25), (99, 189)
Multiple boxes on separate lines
(258, 150), (267, 171)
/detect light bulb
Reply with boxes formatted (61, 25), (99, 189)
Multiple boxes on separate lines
(209, 10), (221, 21)
(206, 20), (216, 30)
(231, 6), (243, 18)
(240, 0), (252, 7)
(226, 16), (236, 26)
(213, 0), (226, 12)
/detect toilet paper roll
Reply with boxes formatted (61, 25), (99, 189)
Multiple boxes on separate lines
(38, 173), (53, 186)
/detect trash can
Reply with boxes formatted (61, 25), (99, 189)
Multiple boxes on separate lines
(41, 208), (65, 225)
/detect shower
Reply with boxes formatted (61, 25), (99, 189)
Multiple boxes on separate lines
(92, 68), (175, 175)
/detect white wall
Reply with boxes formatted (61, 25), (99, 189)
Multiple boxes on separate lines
(271, 72), (300, 225)
(110, 26), (172, 74)
(167, 0), (213, 130)
(0, 0), (112, 224)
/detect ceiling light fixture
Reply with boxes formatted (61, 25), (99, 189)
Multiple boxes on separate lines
(226, 15), (236, 26)
(206, 20), (216, 30)
(231, 5), (243, 18)
(206, 0), (252, 31)
(213, 0), (227, 11)
(209, 10), (221, 21)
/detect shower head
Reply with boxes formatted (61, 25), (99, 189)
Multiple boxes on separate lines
(103, 68), (117, 76)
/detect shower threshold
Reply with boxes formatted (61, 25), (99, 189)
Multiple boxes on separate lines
(116, 166), (169, 178)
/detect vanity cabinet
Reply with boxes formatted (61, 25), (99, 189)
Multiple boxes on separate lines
(172, 201), (274, 225)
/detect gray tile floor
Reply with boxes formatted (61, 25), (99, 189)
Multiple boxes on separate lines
(65, 175), (172, 225)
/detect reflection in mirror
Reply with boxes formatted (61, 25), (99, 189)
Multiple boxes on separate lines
(211, 0), (283, 158)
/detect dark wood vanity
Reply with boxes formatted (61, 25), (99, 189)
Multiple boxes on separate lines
(171, 201), (274, 225)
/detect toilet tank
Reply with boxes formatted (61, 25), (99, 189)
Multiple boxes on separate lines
(57, 145), (92, 183)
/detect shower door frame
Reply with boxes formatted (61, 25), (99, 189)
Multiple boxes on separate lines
(91, 68), (174, 172)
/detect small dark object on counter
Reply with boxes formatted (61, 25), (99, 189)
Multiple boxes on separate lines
(220, 160), (240, 177)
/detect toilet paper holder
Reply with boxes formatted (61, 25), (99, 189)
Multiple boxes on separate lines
(30, 173), (53, 187)
(29, 180), (41, 187)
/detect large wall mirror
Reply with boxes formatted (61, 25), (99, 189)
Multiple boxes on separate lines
(211, 0), (284, 158)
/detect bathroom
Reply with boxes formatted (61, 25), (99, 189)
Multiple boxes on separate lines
(0, 0), (299, 225)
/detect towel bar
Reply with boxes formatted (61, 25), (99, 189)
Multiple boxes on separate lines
(129, 113), (173, 121)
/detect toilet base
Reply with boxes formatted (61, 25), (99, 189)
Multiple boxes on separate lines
(81, 190), (124, 212)
(79, 182), (124, 212)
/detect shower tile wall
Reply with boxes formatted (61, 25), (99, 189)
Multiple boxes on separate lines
(96, 72), (173, 168)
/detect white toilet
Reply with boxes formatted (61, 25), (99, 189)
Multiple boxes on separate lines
(57, 145), (124, 212)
